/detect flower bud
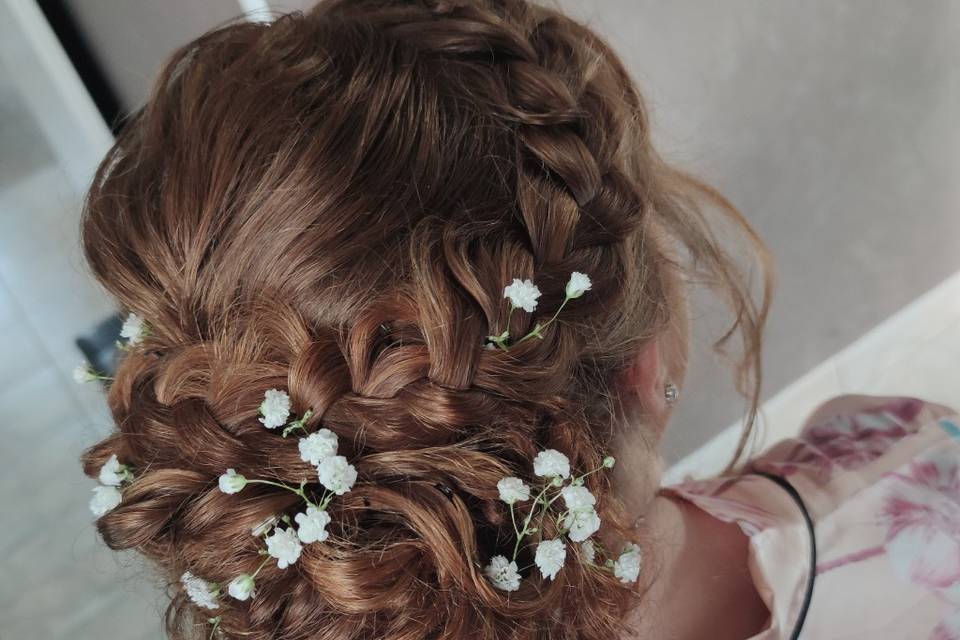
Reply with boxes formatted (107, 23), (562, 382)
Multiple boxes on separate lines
(218, 468), (247, 494)
(228, 574), (256, 601)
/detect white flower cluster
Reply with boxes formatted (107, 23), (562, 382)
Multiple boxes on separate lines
(89, 454), (134, 517)
(119, 312), (149, 345)
(207, 388), (358, 604)
(75, 312), (149, 386)
(181, 571), (220, 610)
(486, 272), (592, 351)
(484, 450), (640, 591)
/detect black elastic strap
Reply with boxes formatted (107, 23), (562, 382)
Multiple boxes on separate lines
(749, 471), (817, 640)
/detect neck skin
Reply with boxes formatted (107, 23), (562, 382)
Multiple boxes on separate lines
(624, 492), (771, 640)
(612, 238), (769, 638)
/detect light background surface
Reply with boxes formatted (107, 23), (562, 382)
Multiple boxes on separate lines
(0, 1), (957, 637)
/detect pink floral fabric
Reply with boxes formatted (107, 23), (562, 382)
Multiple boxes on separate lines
(662, 394), (960, 639)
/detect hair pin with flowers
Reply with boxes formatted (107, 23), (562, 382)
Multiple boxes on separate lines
(89, 386), (356, 636)
(188, 387), (357, 609)
(483, 449), (642, 591)
(485, 271), (592, 351)
(83, 314), (358, 623)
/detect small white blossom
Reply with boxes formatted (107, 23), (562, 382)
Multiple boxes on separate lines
(565, 272), (592, 299)
(534, 539), (566, 581)
(563, 507), (601, 542)
(218, 469), (247, 494)
(317, 455), (357, 495)
(89, 485), (122, 516)
(180, 571), (219, 610)
(581, 540), (596, 564)
(251, 515), (279, 537)
(98, 454), (131, 486)
(120, 312), (147, 345)
(603, 456), (616, 469)
(295, 506), (332, 544)
(613, 543), (643, 584)
(561, 485), (596, 512)
(497, 477), (531, 505)
(503, 278), (541, 313)
(265, 526), (303, 569)
(73, 362), (98, 384)
(258, 388), (291, 429)
(484, 555), (521, 592)
(298, 429), (338, 466)
(533, 449), (570, 479)
(227, 574), (256, 601)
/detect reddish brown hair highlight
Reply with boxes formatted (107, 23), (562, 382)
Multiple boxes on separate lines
(80, 1), (774, 638)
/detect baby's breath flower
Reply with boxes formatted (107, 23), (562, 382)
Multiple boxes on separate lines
(98, 454), (132, 486)
(218, 469), (247, 494)
(563, 507), (601, 543)
(89, 485), (122, 516)
(227, 574), (256, 601)
(72, 362), (99, 384)
(317, 455), (357, 495)
(258, 388), (291, 429)
(534, 539), (566, 581)
(581, 540), (596, 564)
(120, 312), (148, 345)
(503, 278), (541, 313)
(565, 272), (592, 299)
(484, 555), (521, 592)
(180, 571), (219, 610)
(497, 477), (531, 505)
(560, 485), (596, 512)
(613, 543), (643, 584)
(294, 506), (332, 544)
(603, 456), (616, 469)
(265, 526), (302, 569)
(298, 429), (338, 466)
(532, 449), (570, 480)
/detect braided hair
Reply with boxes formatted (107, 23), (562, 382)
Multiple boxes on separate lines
(80, 1), (773, 638)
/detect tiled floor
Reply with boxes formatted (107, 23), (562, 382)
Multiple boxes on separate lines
(1, 2), (959, 638)
(0, 165), (165, 639)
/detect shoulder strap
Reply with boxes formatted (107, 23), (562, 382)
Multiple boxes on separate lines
(749, 471), (817, 640)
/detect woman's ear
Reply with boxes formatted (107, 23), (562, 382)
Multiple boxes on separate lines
(621, 338), (667, 419)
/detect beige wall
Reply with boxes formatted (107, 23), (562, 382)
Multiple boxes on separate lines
(63, 0), (244, 111)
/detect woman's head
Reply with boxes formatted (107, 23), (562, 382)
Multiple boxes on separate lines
(79, 1), (772, 638)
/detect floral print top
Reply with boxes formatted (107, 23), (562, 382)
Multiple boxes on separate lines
(662, 395), (960, 639)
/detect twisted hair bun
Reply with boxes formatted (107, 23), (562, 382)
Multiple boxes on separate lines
(80, 1), (772, 638)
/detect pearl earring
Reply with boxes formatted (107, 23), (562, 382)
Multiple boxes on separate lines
(664, 380), (679, 405)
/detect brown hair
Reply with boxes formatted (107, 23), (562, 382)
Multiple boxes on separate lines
(79, 1), (773, 638)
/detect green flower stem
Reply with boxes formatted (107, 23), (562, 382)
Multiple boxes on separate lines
(207, 616), (222, 640)
(514, 295), (571, 345)
(245, 479), (319, 510)
(572, 464), (607, 485)
(487, 303), (518, 349)
(281, 409), (315, 438)
(504, 303), (516, 333)
(512, 483), (553, 562)
(251, 555), (272, 579)
(509, 503), (521, 540)
(318, 490), (334, 511)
